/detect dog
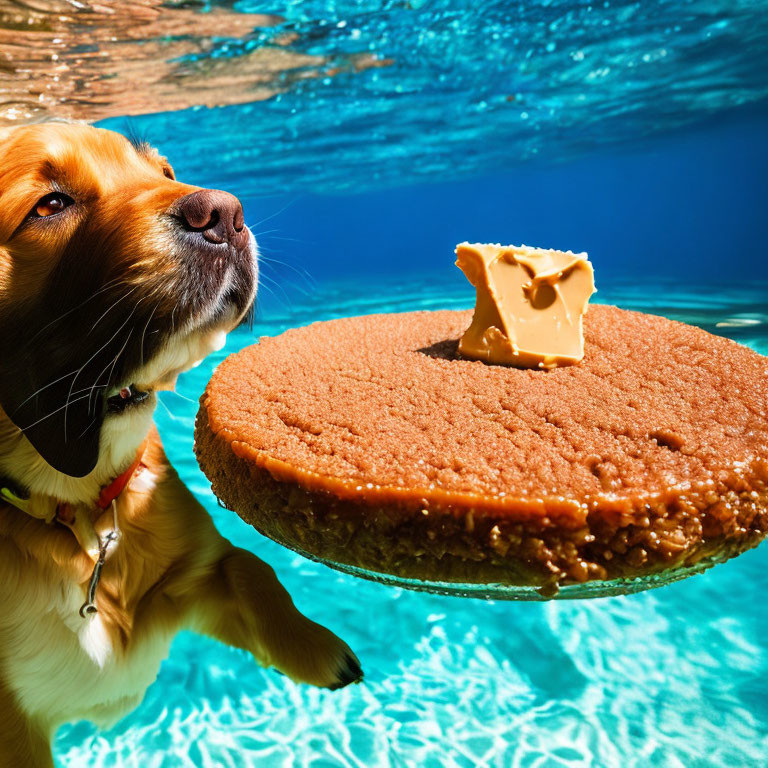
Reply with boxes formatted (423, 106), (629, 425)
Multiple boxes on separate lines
(0, 122), (362, 767)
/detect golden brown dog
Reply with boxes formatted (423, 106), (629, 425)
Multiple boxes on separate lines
(0, 122), (362, 767)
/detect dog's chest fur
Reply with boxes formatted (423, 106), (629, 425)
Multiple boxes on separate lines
(0, 460), (183, 734)
(1, 553), (175, 732)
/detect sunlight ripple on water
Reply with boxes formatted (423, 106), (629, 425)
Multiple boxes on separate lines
(1, 1), (767, 193)
(104, 0), (768, 194)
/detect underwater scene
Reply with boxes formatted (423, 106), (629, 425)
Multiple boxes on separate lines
(1, 0), (766, 766)
(52, 274), (768, 767)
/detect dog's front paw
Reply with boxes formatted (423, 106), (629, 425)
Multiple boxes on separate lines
(265, 617), (363, 690)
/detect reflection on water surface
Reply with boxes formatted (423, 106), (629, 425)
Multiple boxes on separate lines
(2, 1), (767, 195)
(0, 0), (386, 123)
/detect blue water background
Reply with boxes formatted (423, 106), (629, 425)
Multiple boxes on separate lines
(54, 5), (768, 762)
(240, 112), (768, 284)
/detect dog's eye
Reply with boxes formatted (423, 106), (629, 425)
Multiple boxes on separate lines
(30, 192), (74, 219)
(162, 164), (175, 180)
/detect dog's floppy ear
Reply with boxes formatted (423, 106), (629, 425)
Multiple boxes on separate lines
(0, 310), (103, 478)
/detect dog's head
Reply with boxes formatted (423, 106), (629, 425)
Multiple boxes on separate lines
(0, 122), (257, 478)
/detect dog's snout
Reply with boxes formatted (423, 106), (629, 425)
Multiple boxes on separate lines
(175, 189), (248, 248)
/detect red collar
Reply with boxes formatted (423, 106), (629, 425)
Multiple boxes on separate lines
(96, 442), (148, 510)
(55, 441), (147, 527)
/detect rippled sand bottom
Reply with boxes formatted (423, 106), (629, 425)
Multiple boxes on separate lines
(54, 274), (768, 767)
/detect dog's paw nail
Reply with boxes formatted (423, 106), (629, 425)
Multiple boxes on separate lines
(328, 652), (364, 691)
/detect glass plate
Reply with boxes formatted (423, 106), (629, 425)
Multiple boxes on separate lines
(283, 541), (736, 601)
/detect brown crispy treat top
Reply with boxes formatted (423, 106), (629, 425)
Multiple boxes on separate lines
(200, 306), (768, 520)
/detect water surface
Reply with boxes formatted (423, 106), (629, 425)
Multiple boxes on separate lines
(3, 1), (768, 194)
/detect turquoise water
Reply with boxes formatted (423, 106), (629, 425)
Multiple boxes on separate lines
(54, 275), (768, 767)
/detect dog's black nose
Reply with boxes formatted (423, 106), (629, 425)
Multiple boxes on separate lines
(175, 189), (248, 249)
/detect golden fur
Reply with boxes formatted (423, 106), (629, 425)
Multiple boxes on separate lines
(0, 123), (361, 767)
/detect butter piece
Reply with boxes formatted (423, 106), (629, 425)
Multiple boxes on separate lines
(455, 242), (595, 369)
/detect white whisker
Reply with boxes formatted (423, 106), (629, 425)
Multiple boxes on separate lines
(18, 393), (94, 434)
(64, 303), (140, 435)
(88, 285), (140, 335)
(250, 197), (299, 230)
(27, 276), (129, 344)
(140, 303), (159, 368)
